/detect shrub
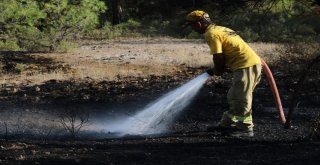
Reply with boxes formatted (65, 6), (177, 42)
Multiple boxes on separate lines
(88, 19), (142, 39)
(0, 40), (20, 51)
(0, 0), (106, 51)
(56, 41), (78, 53)
(59, 108), (90, 139)
(0, 0), (45, 50)
(239, 27), (260, 42)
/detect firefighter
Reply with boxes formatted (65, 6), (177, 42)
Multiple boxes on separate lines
(184, 10), (262, 137)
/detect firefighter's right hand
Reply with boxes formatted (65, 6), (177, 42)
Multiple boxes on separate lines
(206, 69), (214, 76)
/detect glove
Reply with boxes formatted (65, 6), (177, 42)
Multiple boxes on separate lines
(206, 69), (214, 76)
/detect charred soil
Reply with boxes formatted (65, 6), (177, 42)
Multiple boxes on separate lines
(0, 39), (319, 164)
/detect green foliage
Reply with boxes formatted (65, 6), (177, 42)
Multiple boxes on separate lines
(212, 1), (320, 43)
(0, 0), (45, 28)
(37, 0), (106, 32)
(36, 0), (106, 51)
(0, 40), (20, 51)
(0, 0), (106, 51)
(56, 41), (78, 53)
(0, 0), (45, 50)
(88, 19), (142, 39)
(1, 0), (319, 48)
(144, 20), (180, 36)
(240, 27), (260, 42)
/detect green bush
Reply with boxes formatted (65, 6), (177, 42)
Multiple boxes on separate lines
(56, 41), (78, 53)
(0, 0), (45, 50)
(180, 1), (320, 43)
(0, 0), (106, 51)
(100, 22), (126, 39)
(0, 40), (20, 51)
(239, 27), (260, 42)
(1, 0), (319, 47)
(87, 19), (142, 39)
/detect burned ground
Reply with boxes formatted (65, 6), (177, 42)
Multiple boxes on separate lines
(0, 40), (319, 164)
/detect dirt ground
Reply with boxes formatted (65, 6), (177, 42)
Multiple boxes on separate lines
(0, 38), (319, 164)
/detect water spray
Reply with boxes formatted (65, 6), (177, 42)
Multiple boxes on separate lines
(104, 73), (209, 136)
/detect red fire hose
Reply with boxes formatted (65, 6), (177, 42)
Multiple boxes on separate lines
(261, 59), (286, 125)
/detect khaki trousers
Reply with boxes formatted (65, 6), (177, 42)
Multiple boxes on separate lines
(220, 64), (262, 130)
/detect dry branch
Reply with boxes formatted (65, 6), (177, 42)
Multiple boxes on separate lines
(59, 109), (90, 139)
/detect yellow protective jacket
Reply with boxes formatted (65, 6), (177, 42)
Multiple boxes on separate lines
(204, 25), (261, 71)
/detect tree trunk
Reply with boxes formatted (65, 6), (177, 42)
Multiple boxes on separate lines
(112, 0), (121, 25)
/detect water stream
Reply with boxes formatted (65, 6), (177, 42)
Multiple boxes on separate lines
(105, 73), (209, 136)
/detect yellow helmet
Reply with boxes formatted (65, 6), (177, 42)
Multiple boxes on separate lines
(185, 10), (209, 22)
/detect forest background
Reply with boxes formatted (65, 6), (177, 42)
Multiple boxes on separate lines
(1, 0), (320, 52)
